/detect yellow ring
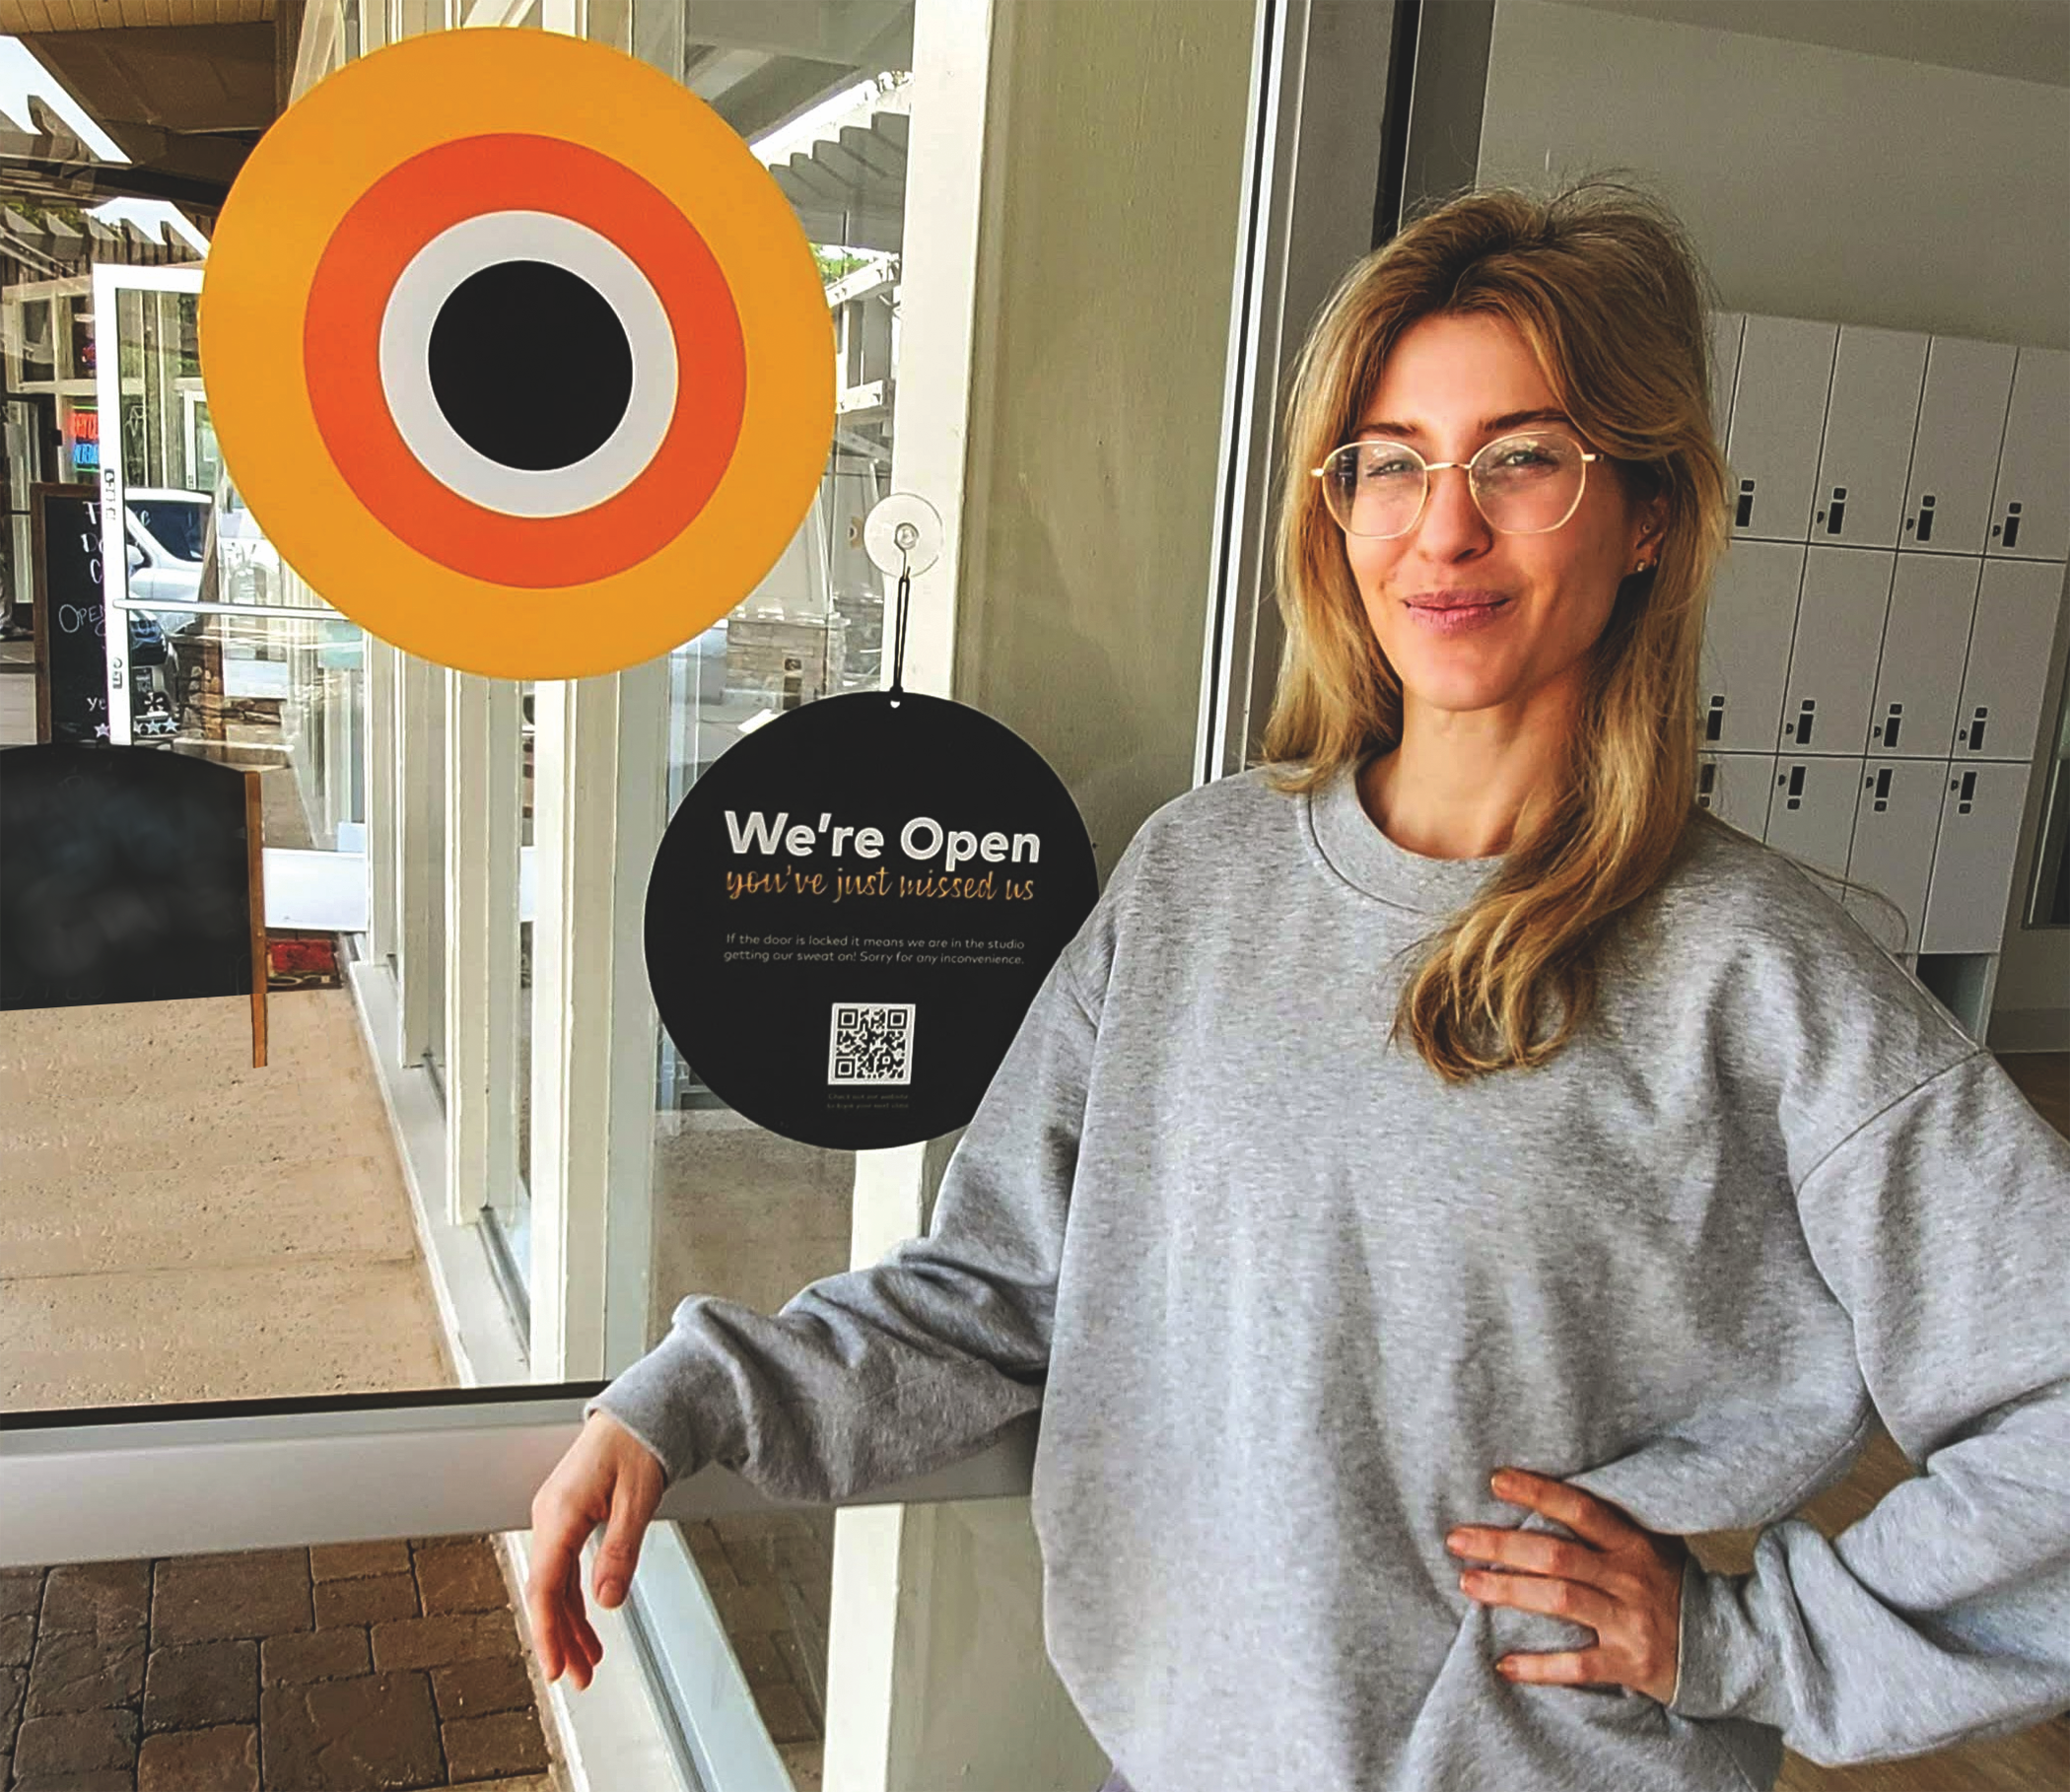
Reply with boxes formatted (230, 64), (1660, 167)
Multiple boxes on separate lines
(200, 30), (835, 679)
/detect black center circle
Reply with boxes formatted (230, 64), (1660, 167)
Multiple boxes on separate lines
(427, 259), (635, 472)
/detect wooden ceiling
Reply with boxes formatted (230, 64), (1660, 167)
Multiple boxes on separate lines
(0, 0), (274, 31)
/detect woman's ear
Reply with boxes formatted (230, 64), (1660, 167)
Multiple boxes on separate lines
(1634, 495), (1670, 564)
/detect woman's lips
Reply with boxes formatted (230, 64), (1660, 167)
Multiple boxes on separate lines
(1405, 595), (1511, 635)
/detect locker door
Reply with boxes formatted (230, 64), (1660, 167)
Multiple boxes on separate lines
(1763, 755), (1862, 881)
(1920, 761), (2034, 953)
(1699, 540), (1802, 752)
(1724, 315), (1836, 543)
(1987, 346), (2070, 563)
(1951, 557), (2067, 762)
(1776, 547), (1895, 756)
(1866, 555), (1980, 758)
(1811, 325), (1928, 549)
(1696, 750), (1774, 838)
(1900, 336), (2017, 555)
(1706, 310), (1744, 439)
(1843, 758), (1945, 956)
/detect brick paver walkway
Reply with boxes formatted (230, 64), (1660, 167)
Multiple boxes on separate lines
(0, 1536), (563, 1792)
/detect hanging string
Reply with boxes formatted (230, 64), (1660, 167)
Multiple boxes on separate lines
(887, 559), (913, 703)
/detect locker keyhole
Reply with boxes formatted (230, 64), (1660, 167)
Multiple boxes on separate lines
(1871, 766), (1893, 811)
(1781, 764), (1806, 810)
(1824, 487), (1846, 535)
(1697, 762), (1716, 805)
(1966, 707), (1988, 752)
(1704, 696), (1725, 742)
(1954, 769), (1976, 814)
(1915, 495), (1936, 543)
(1735, 480), (1756, 528)
(1878, 702), (1902, 749)
(1793, 699), (1817, 746)
(2002, 502), (2022, 551)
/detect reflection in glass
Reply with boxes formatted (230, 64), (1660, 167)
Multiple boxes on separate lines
(636, 22), (918, 1779)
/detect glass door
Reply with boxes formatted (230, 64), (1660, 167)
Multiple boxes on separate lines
(94, 263), (371, 934)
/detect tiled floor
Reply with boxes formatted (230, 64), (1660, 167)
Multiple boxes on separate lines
(0, 1541), (558, 1792)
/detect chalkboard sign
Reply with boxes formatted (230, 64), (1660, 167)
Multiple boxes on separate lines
(0, 742), (269, 1066)
(31, 483), (110, 744)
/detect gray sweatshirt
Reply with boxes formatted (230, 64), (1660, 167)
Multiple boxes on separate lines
(589, 760), (2070, 1791)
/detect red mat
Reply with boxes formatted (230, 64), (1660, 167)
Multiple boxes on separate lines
(266, 930), (342, 992)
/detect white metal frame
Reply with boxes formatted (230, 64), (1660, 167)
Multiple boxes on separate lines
(1196, 0), (1405, 785)
(93, 261), (205, 746)
(0, 1400), (1036, 1569)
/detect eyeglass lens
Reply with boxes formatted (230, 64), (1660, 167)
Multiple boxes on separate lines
(1321, 434), (1586, 538)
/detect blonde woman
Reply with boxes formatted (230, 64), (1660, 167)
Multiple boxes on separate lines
(527, 181), (2070, 1790)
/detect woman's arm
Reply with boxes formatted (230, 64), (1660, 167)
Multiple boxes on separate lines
(1670, 1050), (2070, 1763)
(583, 947), (1100, 1502)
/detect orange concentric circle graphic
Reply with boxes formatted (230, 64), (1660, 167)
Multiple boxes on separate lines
(200, 30), (835, 679)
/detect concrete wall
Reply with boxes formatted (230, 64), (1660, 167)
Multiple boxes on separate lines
(1479, 0), (2070, 1047)
(824, 2), (1259, 1786)
(953, 1), (1257, 881)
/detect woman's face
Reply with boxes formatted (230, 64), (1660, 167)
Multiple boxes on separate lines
(1338, 311), (1662, 727)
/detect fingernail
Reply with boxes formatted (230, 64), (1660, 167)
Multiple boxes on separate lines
(598, 1578), (623, 1606)
(1498, 1657), (1519, 1676)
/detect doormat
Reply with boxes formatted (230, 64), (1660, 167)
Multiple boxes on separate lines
(266, 930), (343, 992)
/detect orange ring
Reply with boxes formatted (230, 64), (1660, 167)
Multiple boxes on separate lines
(305, 133), (746, 588)
(199, 30), (834, 680)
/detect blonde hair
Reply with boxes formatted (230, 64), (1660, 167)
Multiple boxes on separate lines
(1260, 176), (1734, 1082)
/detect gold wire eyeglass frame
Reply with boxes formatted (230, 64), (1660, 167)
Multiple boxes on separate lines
(1310, 432), (1602, 539)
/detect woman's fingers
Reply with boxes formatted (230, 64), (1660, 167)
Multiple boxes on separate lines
(1460, 1567), (1620, 1634)
(1488, 1468), (1633, 1550)
(1497, 1647), (1619, 1688)
(524, 1524), (581, 1682)
(1446, 1525), (1598, 1584)
(592, 1437), (662, 1607)
(1450, 1468), (1689, 1704)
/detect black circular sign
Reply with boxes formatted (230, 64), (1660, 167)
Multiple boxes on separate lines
(428, 259), (634, 469)
(645, 691), (1099, 1149)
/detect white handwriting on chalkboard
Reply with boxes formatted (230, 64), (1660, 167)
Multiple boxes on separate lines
(58, 601), (104, 638)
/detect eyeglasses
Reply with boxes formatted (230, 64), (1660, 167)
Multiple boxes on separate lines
(1311, 431), (1599, 539)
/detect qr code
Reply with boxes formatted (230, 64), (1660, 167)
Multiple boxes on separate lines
(828, 1002), (916, 1085)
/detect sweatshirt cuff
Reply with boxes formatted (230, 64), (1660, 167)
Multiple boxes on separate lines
(1669, 1554), (1784, 1727)
(582, 1317), (748, 1490)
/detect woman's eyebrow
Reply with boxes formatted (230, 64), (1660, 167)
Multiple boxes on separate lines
(1355, 407), (1570, 439)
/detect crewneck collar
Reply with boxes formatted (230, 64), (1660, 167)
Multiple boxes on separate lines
(1306, 755), (1507, 914)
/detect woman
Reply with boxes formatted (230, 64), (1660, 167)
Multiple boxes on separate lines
(527, 182), (2070, 1790)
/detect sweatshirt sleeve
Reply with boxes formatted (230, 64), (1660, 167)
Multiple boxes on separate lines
(581, 944), (1099, 1501)
(1670, 1049), (2070, 1763)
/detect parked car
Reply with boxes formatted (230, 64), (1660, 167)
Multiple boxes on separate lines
(123, 489), (210, 607)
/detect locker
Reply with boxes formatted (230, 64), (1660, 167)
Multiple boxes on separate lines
(1763, 755), (1861, 882)
(1842, 758), (1944, 956)
(1724, 315), (1836, 543)
(1900, 336), (2017, 556)
(1706, 310), (1744, 439)
(1987, 346), (2070, 563)
(1696, 751), (1774, 840)
(1698, 540), (1802, 752)
(1811, 326), (1928, 549)
(1951, 557), (2066, 762)
(1777, 547), (1896, 756)
(1919, 761), (2033, 954)
(1866, 555), (1980, 758)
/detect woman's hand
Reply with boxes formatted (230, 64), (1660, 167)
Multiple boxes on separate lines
(526, 1411), (666, 1690)
(1445, 1467), (1687, 1704)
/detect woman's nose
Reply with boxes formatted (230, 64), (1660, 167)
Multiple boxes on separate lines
(1414, 463), (1493, 559)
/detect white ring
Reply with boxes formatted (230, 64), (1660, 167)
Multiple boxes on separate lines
(379, 211), (678, 518)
